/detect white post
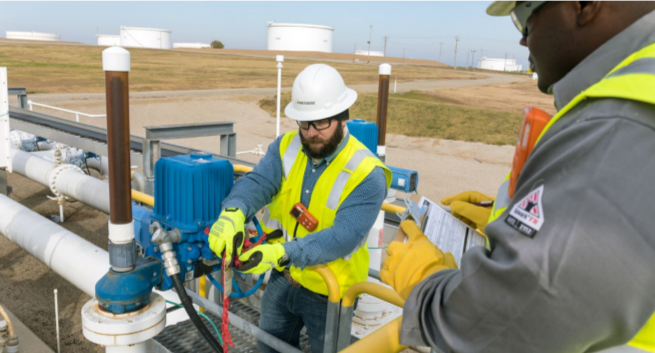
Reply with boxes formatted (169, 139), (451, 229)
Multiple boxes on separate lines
(394, 75), (397, 94)
(276, 55), (284, 138)
(54, 289), (61, 353)
(76, 113), (79, 122)
(0, 67), (11, 173)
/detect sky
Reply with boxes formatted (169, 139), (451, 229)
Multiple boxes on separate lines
(0, 1), (530, 68)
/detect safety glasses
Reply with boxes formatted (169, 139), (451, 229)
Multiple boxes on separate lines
(297, 118), (333, 131)
(511, 1), (547, 37)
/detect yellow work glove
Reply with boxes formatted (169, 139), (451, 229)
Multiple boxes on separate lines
(208, 207), (245, 265)
(234, 243), (287, 274)
(441, 191), (495, 230)
(381, 220), (458, 299)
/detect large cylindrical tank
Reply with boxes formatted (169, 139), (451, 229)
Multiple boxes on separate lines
(173, 43), (210, 49)
(347, 119), (378, 156)
(120, 26), (171, 49)
(97, 34), (121, 46)
(478, 57), (523, 72)
(267, 22), (333, 53)
(6, 31), (60, 41)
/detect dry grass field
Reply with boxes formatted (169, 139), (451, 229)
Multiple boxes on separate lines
(0, 43), (483, 94)
(260, 80), (555, 146)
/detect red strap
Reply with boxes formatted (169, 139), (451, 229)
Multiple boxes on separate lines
(221, 254), (234, 352)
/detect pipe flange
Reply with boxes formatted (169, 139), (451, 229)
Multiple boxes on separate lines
(49, 164), (84, 202)
(82, 292), (166, 347)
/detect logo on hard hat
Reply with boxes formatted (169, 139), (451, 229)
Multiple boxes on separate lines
(295, 100), (315, 105)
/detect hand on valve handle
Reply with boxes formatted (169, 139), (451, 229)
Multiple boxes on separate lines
(381, 220), (458, 300)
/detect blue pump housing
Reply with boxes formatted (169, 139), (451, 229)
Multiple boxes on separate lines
(135, 152), (235, 290)
(347, 119), (378, 156)
(151, 152), (234, 233)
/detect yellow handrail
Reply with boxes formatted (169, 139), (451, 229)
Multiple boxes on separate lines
(131, 189), (155, 207)
(233, 164), (253, 173)
(311, 264), (341, 303)
(339, 316), (407, 353)
(342, 282), (405, 308)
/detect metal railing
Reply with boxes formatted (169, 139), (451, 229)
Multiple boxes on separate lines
(28, 100), (106, 122)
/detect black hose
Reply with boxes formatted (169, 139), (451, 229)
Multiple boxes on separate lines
(171, 273), (224, 353)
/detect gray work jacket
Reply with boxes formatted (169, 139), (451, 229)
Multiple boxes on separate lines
(401, 9), (655, 353)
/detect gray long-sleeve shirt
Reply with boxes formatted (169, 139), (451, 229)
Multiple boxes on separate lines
(401, 9), (655, 353)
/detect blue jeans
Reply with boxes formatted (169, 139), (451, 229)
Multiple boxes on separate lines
(258, 270), (328, 353)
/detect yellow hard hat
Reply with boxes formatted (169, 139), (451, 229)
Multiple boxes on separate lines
(486, 1), (517, 16)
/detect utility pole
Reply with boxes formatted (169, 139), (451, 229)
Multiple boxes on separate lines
(403, 47), (405, 64)
(471, 50), (476, 70)
(439, 42), (444, 62)
(453, 36), (459, 69)
(383, 36), (388, 62)
(367, 25), (373, 64)
(353, 43), (357, 63)
(480, 49), (484, 58)
(504, 53), (508, 71)
(466, 50), (470, 70)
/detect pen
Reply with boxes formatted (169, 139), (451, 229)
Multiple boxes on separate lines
(472, 201), (494, 207)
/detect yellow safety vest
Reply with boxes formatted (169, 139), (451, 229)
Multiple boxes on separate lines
(261, 130), (391, 298)
(487, 42), (655, 352)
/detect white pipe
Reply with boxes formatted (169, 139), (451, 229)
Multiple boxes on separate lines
(0, 193), (109, 297)
(10, 148), (111, 213)
(0, 193), (189, 325)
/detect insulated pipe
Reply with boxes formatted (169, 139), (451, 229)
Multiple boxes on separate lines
(0, 193), (189, 326)
(10, 148), (111, 214)
(376, 64), (391, 163)
(103, 47), (136, 272)
(0, 193), (109, 297)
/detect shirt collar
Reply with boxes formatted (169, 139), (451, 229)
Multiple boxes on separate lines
(305, 126), (350, 166)
(552, 9), (655, 110)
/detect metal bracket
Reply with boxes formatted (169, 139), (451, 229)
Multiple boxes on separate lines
(396, 197), (427, 228)
(142, 122), (236, 185)
(8, 87), (27, 110)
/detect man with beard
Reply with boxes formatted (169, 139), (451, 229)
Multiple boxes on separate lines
(208, 64), (391, 353)
(380, 2), (655, 353)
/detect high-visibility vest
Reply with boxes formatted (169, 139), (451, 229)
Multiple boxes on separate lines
(260, 130), (391, 298)
(487, 42), (655, 352)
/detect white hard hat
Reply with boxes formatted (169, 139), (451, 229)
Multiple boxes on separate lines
(285, 64), (357, 122)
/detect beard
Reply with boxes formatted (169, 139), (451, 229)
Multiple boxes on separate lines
(299, 121), (345, 160)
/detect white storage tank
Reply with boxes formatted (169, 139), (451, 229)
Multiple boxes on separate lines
(96, 34), (120, 47)
(173, 42), (210, 49)
(120, 26), (171, 49)
(477, 57), (523, 72)
(355, 50), (384, 57)
(6, 31), (60, 41)
(267, 22), (333, 53)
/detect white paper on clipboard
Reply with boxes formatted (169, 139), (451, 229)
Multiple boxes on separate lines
(418, 196), (487, 267)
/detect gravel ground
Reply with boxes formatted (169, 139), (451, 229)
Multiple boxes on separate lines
(2, 83), (515, 352)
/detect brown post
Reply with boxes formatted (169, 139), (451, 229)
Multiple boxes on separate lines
(376, 63), (391, 162)
(105, 71), (132, 224)
(103, 47), (136, 272)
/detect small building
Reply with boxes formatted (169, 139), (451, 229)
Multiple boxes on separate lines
(120, 26), (171, 50)
(96, 34), (121, 47)
(173, 43), (210, 49)
(478, 57), (523, 72)
(267, 22), (333, 53)
(6, 31), (60, 41)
